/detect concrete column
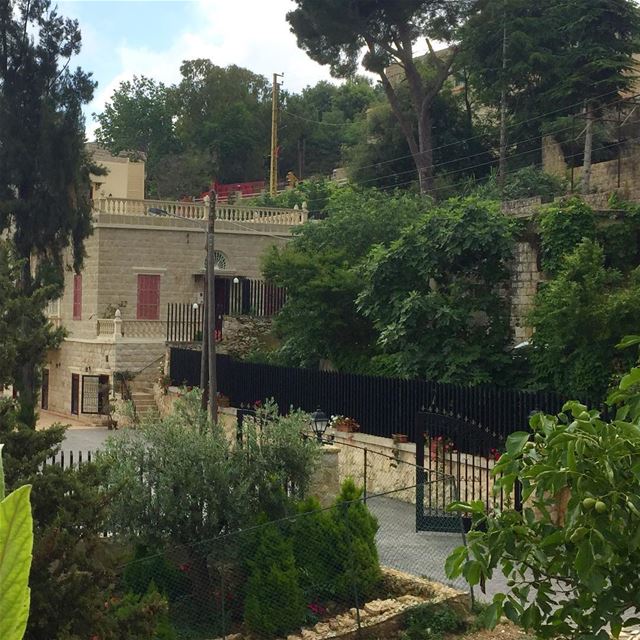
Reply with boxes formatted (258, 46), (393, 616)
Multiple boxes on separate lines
(308, 445), (341, 507)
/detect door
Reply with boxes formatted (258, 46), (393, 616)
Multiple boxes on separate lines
(41, 369), (49, 410)
(71, 373), (80, 415)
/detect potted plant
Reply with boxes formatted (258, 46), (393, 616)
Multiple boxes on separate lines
(392, 433), (409, 444)
(330, 415), (360, 433)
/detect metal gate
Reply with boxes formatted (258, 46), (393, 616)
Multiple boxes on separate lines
(415, 410), (521, 532)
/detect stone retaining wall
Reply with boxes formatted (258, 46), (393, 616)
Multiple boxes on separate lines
(214, 567), (470, 640)
(331, 431), (499, 507)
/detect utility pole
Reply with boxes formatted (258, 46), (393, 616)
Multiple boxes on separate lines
(206, 191), (218, 423)
(498, 7), (508, 193)
(270, 73), (283, 196)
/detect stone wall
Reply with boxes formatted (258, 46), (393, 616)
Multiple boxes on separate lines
(218, 315), (275, 359)
(510, 240), (543, 343)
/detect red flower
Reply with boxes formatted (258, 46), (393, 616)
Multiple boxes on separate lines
(179, 562), (192, 573)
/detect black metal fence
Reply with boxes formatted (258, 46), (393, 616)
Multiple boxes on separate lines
(166, 303), (204, 343)
(169, 348), (570, 443)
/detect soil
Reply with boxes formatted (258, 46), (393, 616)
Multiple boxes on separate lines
(453, 623), (531, 640)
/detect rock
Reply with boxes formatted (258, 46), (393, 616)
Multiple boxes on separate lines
(364, 600), (389, 615)
(313, 622), (331, 635)
(300, 629), (318, 640)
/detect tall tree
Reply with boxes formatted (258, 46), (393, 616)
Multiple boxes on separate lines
(548, 0), (640, 193)
(174, 60), (271, 184)
(0, 0), (95, 425)
(94, 75), (180, 197)
(287, 0), (472, 196)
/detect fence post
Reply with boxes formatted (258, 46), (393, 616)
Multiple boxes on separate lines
(363, 447), (368, 504)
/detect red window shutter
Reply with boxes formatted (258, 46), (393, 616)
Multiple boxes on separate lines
(73, 274), (82, 320)
(137, 274), (160, 320)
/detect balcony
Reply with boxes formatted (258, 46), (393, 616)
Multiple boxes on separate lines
(93, 198), (308, 226)
(96, 318), (166, 341)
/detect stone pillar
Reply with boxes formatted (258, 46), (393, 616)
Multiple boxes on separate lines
(308, 445), (341, 508)
(113, 308), (123, 340)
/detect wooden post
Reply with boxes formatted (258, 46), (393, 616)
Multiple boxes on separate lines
(207, 191), (218, 423)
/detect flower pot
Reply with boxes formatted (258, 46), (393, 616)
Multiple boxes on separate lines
(335, 423), (354, 432)
(217, 395), (230, 408)
(392, 433), (408, 444)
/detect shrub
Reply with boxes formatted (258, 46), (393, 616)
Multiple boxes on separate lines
(291, 497), (343, 600)
(528, 240), (640, 399)
(328, 479), (382, 602)
(400, 603), (465, 640)
(538, 198), (597, 274)
(243, 523), (306, 637)
(123, 546), (191, 603)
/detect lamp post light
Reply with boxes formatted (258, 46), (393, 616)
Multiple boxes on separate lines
(310, 408), (329, 443)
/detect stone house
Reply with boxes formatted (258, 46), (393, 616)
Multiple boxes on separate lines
(42, 146), (305, 420)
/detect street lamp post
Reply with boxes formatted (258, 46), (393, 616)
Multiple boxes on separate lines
(310, 408), (329, 444)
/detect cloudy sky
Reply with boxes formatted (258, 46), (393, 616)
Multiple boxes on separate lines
(56, 0), (338, 139)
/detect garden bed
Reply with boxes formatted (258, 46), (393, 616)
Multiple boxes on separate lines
(211, 567), (470, 640)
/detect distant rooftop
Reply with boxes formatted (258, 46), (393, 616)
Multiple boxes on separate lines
(85, 142), (146, 164)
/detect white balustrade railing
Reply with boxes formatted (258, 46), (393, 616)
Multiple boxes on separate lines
(93, 198), (307, 225)
(121, 320), (166, 339)
(96, 319), (116, 337)
(96, 318), (165, 339)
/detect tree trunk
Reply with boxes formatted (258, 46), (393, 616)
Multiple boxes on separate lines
(582, 102), (594, 194)
(416, 107), (434, 196)
(17, 260), (37, 427)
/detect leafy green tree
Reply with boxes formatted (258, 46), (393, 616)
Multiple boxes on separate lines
(358, 197), (515, 383)
(174, 60), (271, 184)
(279, 77), (377, 179)
(263, 187), (424, 371)
(545, 0), (640, 192)
(287, 0), (472, 195)
(243, 523), (306, 638)
(100, 393), (318, 597)
(344, 87), (493, 194)
(0, 0), (95, 426)
(94, 75), (181, 197)
(446, 371), (640, 639)
(529, 240), (640, 400)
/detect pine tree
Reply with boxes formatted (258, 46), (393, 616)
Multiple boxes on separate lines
(0, 0), (96, 425)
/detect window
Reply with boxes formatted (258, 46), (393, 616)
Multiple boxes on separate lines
(73, 274), (82, 320)
(137, 274), (160, 320)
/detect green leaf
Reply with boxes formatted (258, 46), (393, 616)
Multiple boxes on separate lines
(0, 484), (33, 640)
(481, 601), (502, 629)
(617, 335), (640, 350)
(620, 368), (640, 391)
(0, 444), (4, 501)
(505, 431), (530, 456)
(463, 560), (482, 586)
(445, 546), (467, 578)
(503, 600), (521, 624)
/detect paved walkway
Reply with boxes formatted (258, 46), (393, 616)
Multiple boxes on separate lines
(37, 409), (93, 429)
(37, 410), (120, 457)
(369, 495), (509, 601)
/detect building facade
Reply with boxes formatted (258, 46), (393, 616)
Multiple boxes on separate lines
(43, 147), (305, 419)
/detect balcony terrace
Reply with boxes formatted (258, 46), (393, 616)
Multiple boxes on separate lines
(93, 197), (308, 226)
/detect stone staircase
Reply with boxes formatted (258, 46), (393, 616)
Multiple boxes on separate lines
(128, 356), (163, 418)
